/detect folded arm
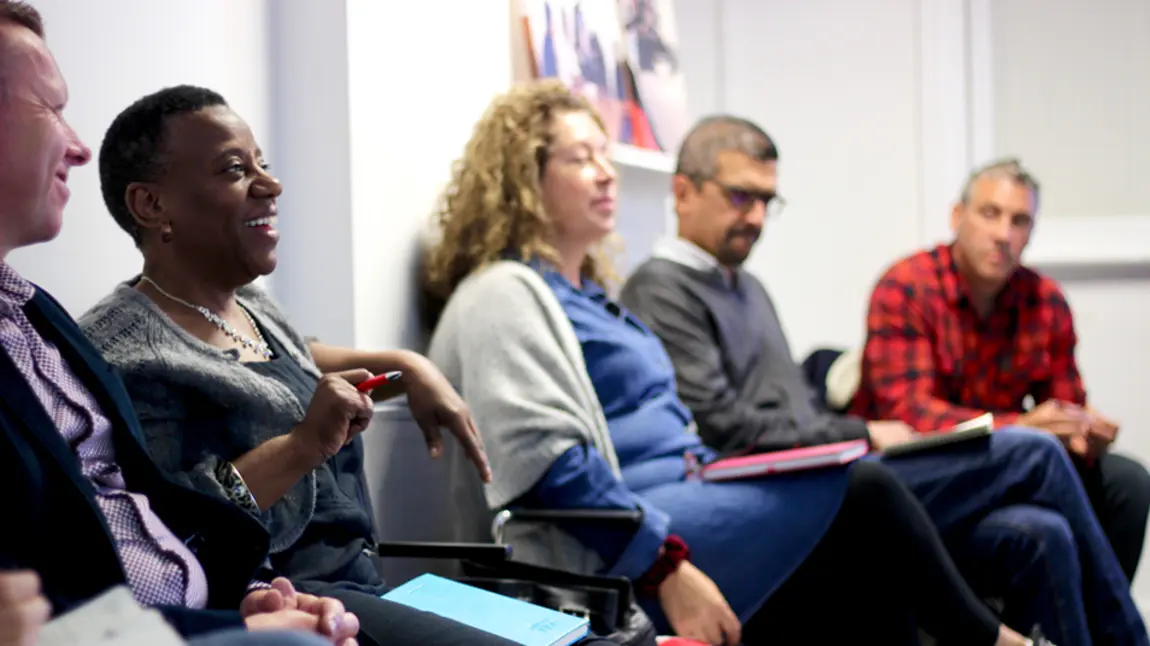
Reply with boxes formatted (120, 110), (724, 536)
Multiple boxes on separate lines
(126, 372), (366, 513)
(136, 413), (314, 513)
(519, 444), (670, 580)
(307, 343), (417, 401)
(437, 266), (674, 580)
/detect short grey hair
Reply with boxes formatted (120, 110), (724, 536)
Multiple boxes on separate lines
(960, 157), (1041, 207)
(675, 115), (778, 182)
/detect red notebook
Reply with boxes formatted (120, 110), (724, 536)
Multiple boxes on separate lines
(697, 439), (870, 482)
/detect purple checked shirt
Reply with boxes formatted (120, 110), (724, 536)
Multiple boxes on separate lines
(0, 262), (209, 608)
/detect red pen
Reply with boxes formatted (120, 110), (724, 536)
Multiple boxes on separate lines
(356, 370), (403, 393)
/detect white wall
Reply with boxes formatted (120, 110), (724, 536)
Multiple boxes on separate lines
(675, 0), (925, 358)
(7, 0), (273, 314)
(268, 1), (522, 351)
(269, 0), (355, 347)
(343, 0), (514, 352)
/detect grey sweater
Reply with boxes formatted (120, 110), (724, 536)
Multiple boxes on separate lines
(78, 280), (323, 553)
(621, 257), (870, 453)
(428, 260), (622, 573)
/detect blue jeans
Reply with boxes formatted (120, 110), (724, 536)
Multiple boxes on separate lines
(881, 427), (1148, 646)
(188, 630), (329, 646)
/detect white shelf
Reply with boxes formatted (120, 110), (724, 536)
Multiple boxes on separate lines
(1022, 214), (1150, 269)
(611, 144), (675, 174)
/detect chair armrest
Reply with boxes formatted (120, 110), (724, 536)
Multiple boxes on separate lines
(372, 541), (511, 562)
(491, 508), (644, 544)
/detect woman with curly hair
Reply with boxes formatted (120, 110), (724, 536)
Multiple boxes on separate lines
(424, 79), (1036, 646)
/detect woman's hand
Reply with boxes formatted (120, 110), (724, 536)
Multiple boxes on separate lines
(402, 354), (492, 483)
(658, 561), (741, 645)
(289, 371), (375, 467)
(242, 577), (359, 646)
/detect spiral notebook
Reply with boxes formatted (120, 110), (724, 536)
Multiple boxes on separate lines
(382, 573), (590, 646)
(697, 439), (870, 482)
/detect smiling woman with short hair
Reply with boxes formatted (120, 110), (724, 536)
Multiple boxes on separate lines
(77, 84), (516, 646)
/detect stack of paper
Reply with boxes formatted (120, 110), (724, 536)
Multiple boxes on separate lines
(36, 586), (184, 646)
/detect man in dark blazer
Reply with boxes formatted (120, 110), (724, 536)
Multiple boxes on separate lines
(0, 3), (356, 644)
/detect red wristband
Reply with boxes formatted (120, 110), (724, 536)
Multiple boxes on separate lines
(636, 534), (690, 597)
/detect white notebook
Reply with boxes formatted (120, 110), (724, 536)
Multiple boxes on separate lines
(882, 413), (995, 458)
(35, 586), (184, 646)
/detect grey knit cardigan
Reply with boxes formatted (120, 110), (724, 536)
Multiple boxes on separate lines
(78, 279), (322, 553)
(427, 260), (624, 574)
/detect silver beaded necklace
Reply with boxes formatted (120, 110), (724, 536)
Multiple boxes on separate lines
(140, 276), (273, 360)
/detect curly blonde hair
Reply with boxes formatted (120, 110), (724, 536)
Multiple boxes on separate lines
(424, 79), (619, 301)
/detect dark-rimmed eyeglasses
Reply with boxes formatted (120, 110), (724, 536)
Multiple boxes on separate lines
(713, 182), (787, 216)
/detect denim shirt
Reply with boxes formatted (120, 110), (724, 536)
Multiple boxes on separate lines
(519, 266), (714, 579)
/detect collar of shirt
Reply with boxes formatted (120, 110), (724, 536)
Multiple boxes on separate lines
(529, 258), (640, 331)
(936, 243), (1021, 312)
(534, 260), (608, 300)
(519, 255), (607, 296)
(652, 237), (738, 288)
(0, 262), (35, 316)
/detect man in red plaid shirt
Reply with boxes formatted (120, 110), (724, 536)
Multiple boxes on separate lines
(854, 157), (1150, 583)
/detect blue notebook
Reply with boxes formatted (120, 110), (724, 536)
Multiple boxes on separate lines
(381, 574), (590, 646)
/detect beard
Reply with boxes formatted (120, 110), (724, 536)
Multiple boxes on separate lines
(715, 228), (760, 266)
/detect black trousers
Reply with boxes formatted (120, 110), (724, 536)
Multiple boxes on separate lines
(1075, 452), (1150, 584)
(742, 460), (1001, 646)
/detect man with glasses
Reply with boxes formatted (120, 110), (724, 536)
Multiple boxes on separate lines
(618, 116), (1146, 645)
(620, 115), (910, 454)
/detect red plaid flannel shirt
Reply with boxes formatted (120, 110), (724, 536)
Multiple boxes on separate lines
(851, 244), (1086, 431)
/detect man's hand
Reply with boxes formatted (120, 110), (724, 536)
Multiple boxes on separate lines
(1018, 400), (1089, 437)
(242, 578), (359, 645)
(1017, 399), (1118, 461)
(0, 571), (51, 646)
(1081, 406), (1119, 460)
(1085, 406), (1119, 442)
(401, 353), (492, 483)
(866, 420), (916, 451)
(658, 561), (741, 645)
(1017, 400), (1092, 455)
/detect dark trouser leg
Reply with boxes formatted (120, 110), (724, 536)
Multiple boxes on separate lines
(1074, 452), (1150, 584)
(884, 428), (1148, 645)
(947, 505), (1089, 645)
(743, 460), (1000, 646)
(188, 631), (330, 646)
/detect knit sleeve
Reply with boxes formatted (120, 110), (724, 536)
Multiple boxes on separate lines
(118, 366), (315, 551)
(121, 372), (247, 504)
(429, 265), (607, 509)
(78, 282), (317, 552)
